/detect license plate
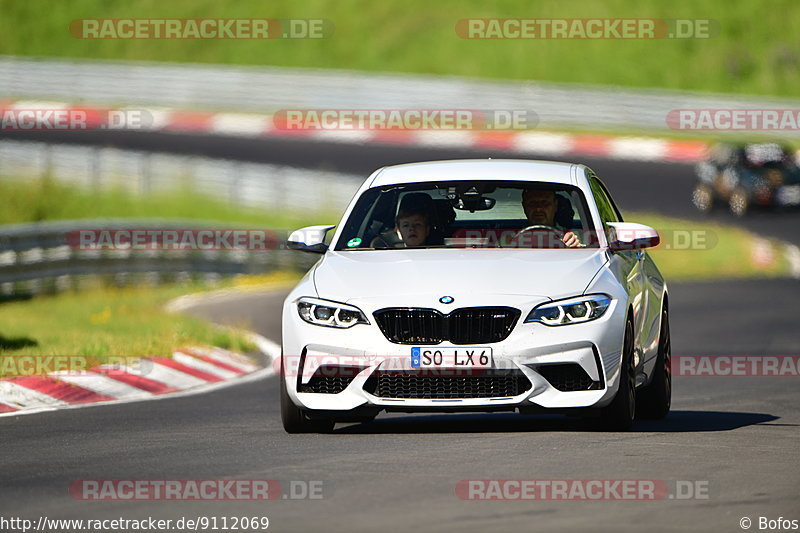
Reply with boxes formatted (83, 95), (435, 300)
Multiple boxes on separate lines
(411, 347), (492, 368)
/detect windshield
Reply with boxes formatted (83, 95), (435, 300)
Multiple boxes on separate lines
(334, 180), (599, 250)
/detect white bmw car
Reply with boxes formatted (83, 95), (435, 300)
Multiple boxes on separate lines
(281, 159), (671, 432)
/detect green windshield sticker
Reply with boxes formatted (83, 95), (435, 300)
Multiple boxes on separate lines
(347, 238), (362, 247)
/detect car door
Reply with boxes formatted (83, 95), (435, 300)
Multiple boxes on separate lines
(596, 177), (665, 371)
(588, 174), (647, 372)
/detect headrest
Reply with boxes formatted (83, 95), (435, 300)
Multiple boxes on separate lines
(555, 194), (575, 228)
(398, 192), (434, 214)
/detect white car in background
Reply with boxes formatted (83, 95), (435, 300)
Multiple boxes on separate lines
(281, 159), (671, 432)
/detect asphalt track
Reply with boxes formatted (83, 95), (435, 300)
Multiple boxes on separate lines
(3, 129), (800, 244)
(0, 279), (798, 533)
(1, 134), (798, 532)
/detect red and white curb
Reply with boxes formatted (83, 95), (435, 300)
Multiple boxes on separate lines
(786, 244), (800, 278)
(748, 238), (800, 279)
(0, 342), (278, 418)
(0, 100), (710, 162)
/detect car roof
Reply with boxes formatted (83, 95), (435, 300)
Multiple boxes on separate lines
(368, 159), (580, 187)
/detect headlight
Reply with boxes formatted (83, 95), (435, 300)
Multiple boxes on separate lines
(525, 294), (612, 326)
(296, 297), (369, 328)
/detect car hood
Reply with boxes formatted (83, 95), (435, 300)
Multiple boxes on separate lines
(312, 248), (608, 304)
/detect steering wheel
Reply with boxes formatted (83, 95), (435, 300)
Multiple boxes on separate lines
(506, 225), (567, 248)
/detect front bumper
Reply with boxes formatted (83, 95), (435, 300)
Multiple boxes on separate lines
(281, 296), (627, 413)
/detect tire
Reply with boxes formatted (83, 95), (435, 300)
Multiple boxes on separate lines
(691, 183), (714, 213)
(280, 357), (335, 434)
(598, 319), (636, 431)
(729, 187), (749, 217)
(636, 307), (671, 420)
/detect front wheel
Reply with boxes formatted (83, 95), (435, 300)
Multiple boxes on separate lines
(691, 183), (714, 213)
(280, 357), (334, 434)
(598, 320), (636, 431)
(636, 307), (671, 419)
(729, 187), (749, 217)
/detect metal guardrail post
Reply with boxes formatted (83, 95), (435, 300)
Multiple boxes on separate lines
(0, 219), (317, 297)
(2, 55), (799, 134)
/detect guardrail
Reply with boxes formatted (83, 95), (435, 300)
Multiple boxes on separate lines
(0, 139), (358, 297)
(0, 219), (317, 297)
(0, 139), (364, 213)
(2, 55), (799, 134)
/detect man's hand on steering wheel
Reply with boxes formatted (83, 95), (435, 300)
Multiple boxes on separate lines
(561, 230), (581, 248)
(508, 225), (582, 248)
(507, 225), (563, 248)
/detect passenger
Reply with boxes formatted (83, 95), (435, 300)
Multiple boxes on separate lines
(395, 209), (430, 247)
(371, 211), (431, 248)
(371, 204), (431, 248)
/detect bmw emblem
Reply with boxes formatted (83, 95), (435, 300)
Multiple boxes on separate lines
(439, 296), (455, 304)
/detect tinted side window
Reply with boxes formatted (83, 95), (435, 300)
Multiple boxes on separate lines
(589, 177), (619, 226)
(596, 178), (624, 222)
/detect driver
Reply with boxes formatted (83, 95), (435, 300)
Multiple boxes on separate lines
(521, 189), (582, 248)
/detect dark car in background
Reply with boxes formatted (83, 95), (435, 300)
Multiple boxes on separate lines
(692, 143), (800, 216)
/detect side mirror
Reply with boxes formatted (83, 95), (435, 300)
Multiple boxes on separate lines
(286, 225), (335, 254)
(606, 222), (660, 251)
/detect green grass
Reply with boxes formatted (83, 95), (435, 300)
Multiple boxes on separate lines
(0, 281), (258, 375)
(630, 212), (791, 281)
(0, 0), (798, 98)
(0, 176), (341, 227)
(0, 177), (312, 376)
